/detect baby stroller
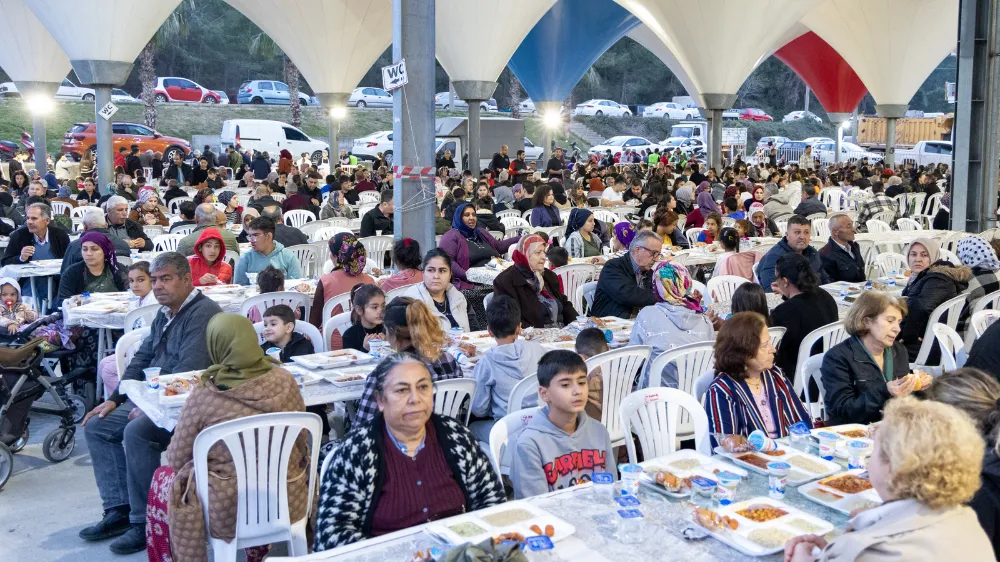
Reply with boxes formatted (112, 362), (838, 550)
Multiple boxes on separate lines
(0, 313), (76, 490)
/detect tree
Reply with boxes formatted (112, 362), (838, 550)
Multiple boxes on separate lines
(140, 0), (193, 129)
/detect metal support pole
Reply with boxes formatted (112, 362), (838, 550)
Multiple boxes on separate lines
(453, 81), (497, 177)
(392, 0), (435, 252)
(32, 113), (47, 174)
(468, 102), (481, 175)
(94, 86), (113, 192)
(316, 93), (350, 164)
(15, 81), (60, 177)
(828, 112), (851, 166)
(804, 86), (810, 114)
(329, 119), (339, 157)
(537, 101), (562, 166)
(884, 117), (897, 168)
(835, 126), (842, 164)
(448, 82), (455, 110)
(710, 109), (723, 170)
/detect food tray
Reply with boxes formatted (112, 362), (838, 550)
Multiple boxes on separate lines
(798, 469), (882, 515)
(290, 349), (373, 369)
(426, 501), (574, 546)
(697, 497), (835, 556)
(279, 364), (324, 386)
(638, 450), (747, 498)
(809, 424), (873, 459)
(714, 444), (840, 485)
(326, 366), (371, 387)
(157, 371), (204, 406)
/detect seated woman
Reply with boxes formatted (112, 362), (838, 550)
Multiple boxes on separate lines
(899, 238), (970, 362)
(187, 227), (233, 287)
(784, 396), (993, 562)
(748, 202), (779, 237)
(821, 291), (929, 425)
(377, 238), (424, 293)
(684, 191), (720, 230)
(696, 212), (722, 244)
(54, 232), (126, 310)
(730, 283), (770, 323)
(629, 262), (714, 388)
(128, 190), (169, 226)
(705, 311), (811, 440)
(402, 250), (470, 332)
(654, 208), (689, 250)
(493, 234), (577, 329)
(146, 313), (310, 562)
(529, 184), (563, 227)
(217, 191), (242, 224)
(611, 221), (637, 253)
(235, 207), (259, 244)
(342, 284), (386, 351)
(76, 177), (101, 205)
(315, 353), (504, 550)
(711, 227), (759, 280)
(568, 179), (590, 208)
(770, 253), (839, 376)
(309, 232), (375, 328)
(563, 208), (605, 261)
(957, 236), (1000, 334)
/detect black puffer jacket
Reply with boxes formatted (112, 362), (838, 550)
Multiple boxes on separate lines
(971, 450), (1000, 559)
(899, 261), (971, 363)
(820, 337), (910, 425)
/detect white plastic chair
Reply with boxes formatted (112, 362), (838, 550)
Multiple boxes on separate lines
(620, 387), (712, 463)
(286, 244), (318, 279)
(965, 290), (1000, 348)
(240, 291), (312, 322)
(585, 346), (652, 448)
(321, 291), (353, 322)
(114, 327), (150, 378)
(706, 275), (748, 303)
(50, 200), (73, 217)
(645, 342), (714, 390)
(299, 219), (331, 241)
(865, 218), (890, 233)
(312, 226), (351, 241)
(143, 225), (166, 240)
(932, 323), (966, 372)
(322, 311), (353, 351)
(284, 209), (317, 228)
(873, 252), (908, 278)
(433, 378), (477, 425)
(500, 216), (531, 239)
(643, 206), (656, 221)
(685, 227), (702, 247)
(768, 326), (787, 351)
(940, 248), (960, 265)
(895, 218), (922, 231)
(171, 224), (195, 236)
(487, 407), (539, 478)
(358, 191), (381, 204)
(793, 321), (849, 398)
(357, 202), (376, 217)
(693, 371), (715, 404)
(192, 412), (321, 560)
(553, 264), (597, 315)
(482, 292), (493, 312)
(123, 303), (160, 333)
(496, 209), (521, 221)
(152, 234), (184, 252)
(253, 320), (326, 354)
(911, 294), (969, 373)
(578, 281), (598, 315)
(812, 218), (831, 240)
(385, 284), (418, 302)
(972, 310), (1000, 342)
(592, 209), (619, 225)
(801, 353), (827, 420)
(69, 206), (91, 220)
(223, 250), (239, 269)
(359, 235), (393, 273)
(271, 193), (287, 203)
(611, 206), (634, 223)
(168, 196), (193, 215)
(507, 373), (539, 412)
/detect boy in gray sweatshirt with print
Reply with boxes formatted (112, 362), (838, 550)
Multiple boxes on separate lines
(511, 350), (616, 499)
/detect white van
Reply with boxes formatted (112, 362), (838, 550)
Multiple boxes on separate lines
(220, 119), (328, 163)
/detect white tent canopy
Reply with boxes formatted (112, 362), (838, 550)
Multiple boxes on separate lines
(614, 0), (820, 107)
(0, 0), (69, 83)
(626, 24), (699, 105)
(802, 0), (958, 107)
(224, 0), (392, 95)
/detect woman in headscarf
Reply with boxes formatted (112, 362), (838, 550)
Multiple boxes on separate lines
(54, 232), (125, 310)
(675, 181), (696, 215)
(958, 236), (1000, 335)
(193, 187), (215, 205)
(236, 207), (259, 243)
(309, 232), (376, 330)
(745, 184), (766, 211)
(611, 221), (636, 252)
(748, 202), (779, 237)
(629, 262), (714, 388)
(217, 190), (242, 224)
(563, 208), (604, 261)
(899, 237), (971, 361)
(683, 191), (721, 230)
(277, 149), (294, 174)
(493, 234), (577, 329)
(237, 170), (255, 188)
(128, 189), (169, 226)
(146, 313), (309, 562)
(763, 181), (794, 221)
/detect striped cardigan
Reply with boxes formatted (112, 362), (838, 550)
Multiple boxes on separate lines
(704, 367), (812, 439)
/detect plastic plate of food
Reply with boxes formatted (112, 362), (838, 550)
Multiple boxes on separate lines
(326, 366), (371, 387)
(798, 469), (883, 515)
(714, 444), (840, 485)
(157, 371), (204, 406)
(290, 349), (373, 369)
(692, 497), (834, 556)
(639, 450), (747, 498)
(279, 364), (325, 386)
(426, 502), (574, 546)
(808, 423), (874, 459)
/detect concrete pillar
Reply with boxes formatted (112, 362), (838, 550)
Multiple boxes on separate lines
(15, 81), (60, 174)
(392, 0), (436, 252)
(315, 92), (351, 161)
(876, 104), (908, 169)
(699, 93), (737, 171)
(536, 101), (562, 164)
(70, 60), (133, 194)
(828, 112), (852, 165)
(452, 81), (497, 176)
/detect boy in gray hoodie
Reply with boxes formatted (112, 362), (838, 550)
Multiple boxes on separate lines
(511, 350), (616, 499)
(469, 295), (546, 445)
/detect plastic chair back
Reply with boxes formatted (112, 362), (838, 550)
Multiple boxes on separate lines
(241, 291), (311, 322)
(768, 326), (787, 350)
(507, 373), (539, 412)
(124, 303), (160, 333)
(322, 311), (353, 351)
(553, 263), (597, 314)
(168, 196), (193, 215)
(321, 291), (352, 322)
(115, 327), (150, 377)
(865, 219), (890, 233)
(487, 407), (539, 478)
(152, 234), (184, 252)
(578, 281), (598, 315)
(693, 370), (715, 403)
(359, 235), (394, 272)
(932, 323), (967, 372)
(793, 321), (848, 397)
(873, 252), (908, 278)
(801, 353), (827, 420)
(385, 283), (418, 302)
(284, 209), (317, 228)
(620, 387), (711, 463)
(286, 244), (318, 279)
(685, 228), (702, 247)
(912, 293), (968, 369)
(433, 378), (477, 424)
(254, 320), (326, 354)
(585, 346), (653, 447)
(706, 275), (749, 303)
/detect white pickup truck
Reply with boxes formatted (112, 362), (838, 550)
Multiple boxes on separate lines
(895, 140), (952, 167)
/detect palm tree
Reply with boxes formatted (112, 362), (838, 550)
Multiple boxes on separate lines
(139, 1), (194, 129)
(249, 33), (301, 127)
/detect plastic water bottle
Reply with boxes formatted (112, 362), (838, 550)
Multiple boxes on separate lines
(839, 285), (847, 299)
(888, 270), (897, 287)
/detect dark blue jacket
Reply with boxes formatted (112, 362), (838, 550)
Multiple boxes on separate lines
(821, 337), (909, 425)
(757, 238), (830, 292)
(591, 254), (656, 319)
(252, 155), (271, 180)
(819, 238), (866, 283)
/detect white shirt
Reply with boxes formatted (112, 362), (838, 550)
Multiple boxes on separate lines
(602, 187), (623, 203)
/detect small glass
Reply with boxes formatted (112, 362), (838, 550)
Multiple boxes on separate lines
(616, 509), (644, 544)
(788, 421), (812, 451)
(690, 476), (717, 507)
(592, 472), (616, 503)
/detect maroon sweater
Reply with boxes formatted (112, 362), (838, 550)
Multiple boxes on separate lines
(369, 421), (466, 536)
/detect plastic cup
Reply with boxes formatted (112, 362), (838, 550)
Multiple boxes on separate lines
(246, 272), (259, 286)
(690, 476), (717, 507)
(847, 440), (872, 470)
(615, 509), (644, 544)
(591, 472), (615, 502)
(715, 471), (742, 506)
(618, 463), (643, 496)
(816, 431), (840, 461)
(748, 429), (779, 453)
(788, 422), (812, 451)
(143, 367), (161, 390)
(767, 461), (791, 499)
(266, 347), (282, 362)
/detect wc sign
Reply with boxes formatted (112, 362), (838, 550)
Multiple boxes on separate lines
(382, 59), (409, 92)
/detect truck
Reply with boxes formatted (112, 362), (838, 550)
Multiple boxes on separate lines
(434, 116), (526, 171)
(661, 121), (747, 162)
(895, 140), (953, 167)
(854, 114), (953, 150)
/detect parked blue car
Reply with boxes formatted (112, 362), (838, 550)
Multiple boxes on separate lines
(237, 80), (313, 105)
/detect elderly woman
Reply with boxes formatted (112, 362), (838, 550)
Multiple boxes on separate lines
(494, 234), (577, 329)
(899, 237), (970, 361)
(315, 353), (504, 550)
(402, 249), (470, 332)
(684, 191), (720, 230)
(54, 232), (126, 310)
(630, 262), (714, 388)
(784, 396), (993, 562)
(128, 190), (169, 226)
(748, 202), (779, 237)
(705, 312), (811, 440)
(821, 291), (929, 425)
(145, 314), (309, 562)
(309, 232), (375, 328)
(529, 184), (563, 227)
(563, 208), (604, 260)
(958, 236), (1000, 334)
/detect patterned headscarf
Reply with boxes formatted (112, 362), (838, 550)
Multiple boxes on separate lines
(958, 236), (1000, 271)
(653, 261), (701, 312)
(217, 191), (236, 207)
(328, 232), (367, 276)
(79, 231), (120, 279)
(512, 234), (548, 294)
(137, 189), (158, 206)
(613, 221), (636, 248)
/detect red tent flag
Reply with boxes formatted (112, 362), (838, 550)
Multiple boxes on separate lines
(774, 31), (868, 115)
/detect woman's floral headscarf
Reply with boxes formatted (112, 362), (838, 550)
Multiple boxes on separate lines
(652, 261), (701, 312)
(329, 232), (367, 276)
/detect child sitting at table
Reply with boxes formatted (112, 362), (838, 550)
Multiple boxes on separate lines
(511, 350), (615, 499)
(576, 327), (609, 422)
(341, 284), (385, 352)
(0, 277), (37, 335)
(97, 262), (156, 396)
(259, 304), (314, 362)
(248, 266), (297, 323)
(187, 227), (233, 287)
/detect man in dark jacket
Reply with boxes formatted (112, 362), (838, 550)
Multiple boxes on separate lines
(160, 179), (189, 208)
(61, 209), (131, 274)
(819, 213), (866, 283)
(359, 190), (394, 237)
(966, 320), (1000, 379)
(252, 151), (271, 180)
(162, 153), (193, 186)
(202, 144), (218, 167)
(758, 215), (831, 292)
(489, 145), (510, 177)
(0, 202), (69, 266)
(793, 182), (827, 217)
(261, 206), (308, 248)
(591, 230), (661, 319)
(474, 198), (503, 233)
(105, 196), (152, 251)
(125, 145), (143, 178)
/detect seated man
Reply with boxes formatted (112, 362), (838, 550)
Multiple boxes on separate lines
(79, 252), (222, 554)
(233, 216), (302, 285)
(168, 200), (196, 233)
(591, 229), (661, 319)
(105, 196), (152, 252)
(261, 205), (308, 248)
(176, 203), (240, 256)
(793, 183), (827, 217)
(819, 213), (866, 283)
(757, 214), (831, 292)
(359, 189), (394, 237)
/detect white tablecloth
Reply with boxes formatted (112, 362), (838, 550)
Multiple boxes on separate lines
(0, 258), (63, 278)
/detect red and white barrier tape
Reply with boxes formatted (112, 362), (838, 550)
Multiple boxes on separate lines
(393, 165), (436, 179)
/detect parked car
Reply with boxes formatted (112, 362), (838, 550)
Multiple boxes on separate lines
(661, 137), (706, 157)
(812, 140), (881, 164)
(572, 99), (632, 117)
(519, 99), (567, 115)
(522, 137), (543, 162)
(722, 109), (741, 120)
(212, 90), (230, 105)
(757, 136), (790, 150)
(896, 140), (952, 167)
(0, 78), (95, 101)
(220, 119), (328, 164)
(588, 136), (659, 157)
(739, 108), (773, 121)
(352, 130), (393, 163)
(802, 136), (835, 146)
(236, 80), (311, 105)
(153, 77), (221, 103)
(61, 122), (190, 161)
(782, 110), (822, 123)
(111, 89), (140, 104)
(642, 102), (698, 120)
(433, 92), (497, 111)
(348, 87), (392, 108)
